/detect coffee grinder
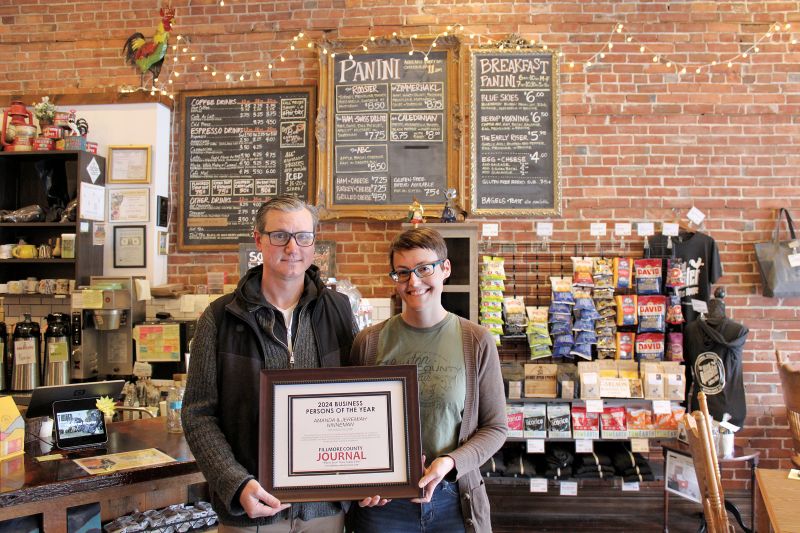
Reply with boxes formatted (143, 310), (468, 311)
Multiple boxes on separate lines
(71, 276), (145, 380)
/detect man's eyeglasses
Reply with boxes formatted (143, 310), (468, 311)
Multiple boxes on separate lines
(260, 231), (316, 247)
(389, 258), (446, 283)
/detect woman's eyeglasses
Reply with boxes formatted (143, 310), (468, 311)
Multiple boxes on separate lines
(389, 258), (446, 283)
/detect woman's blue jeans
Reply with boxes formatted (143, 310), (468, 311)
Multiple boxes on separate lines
(350, 479), (466, 533)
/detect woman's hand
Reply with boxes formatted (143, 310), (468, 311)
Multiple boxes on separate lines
(358, 495), (392, 507)
(411, 455), (455, 503)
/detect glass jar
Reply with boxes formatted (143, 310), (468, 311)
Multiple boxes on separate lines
(166, 381), (184, 433)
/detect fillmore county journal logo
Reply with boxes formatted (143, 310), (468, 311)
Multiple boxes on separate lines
(694, 352), (725, 395)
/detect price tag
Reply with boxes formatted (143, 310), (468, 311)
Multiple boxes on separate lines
(691, 299), (709, 314)
(536, 222), (554, 237)
(662, 222), (679, 236)
(687, 206), (706, 226)
(652, 400), (672, 414)
(720, 420), (741, 433)
(585, 399), (604, 413)
(560, 481), (578, 496)
(527, 439), (545, 454)
(590, 223), (607, 237)
(622, 481), (640, 492)
(615, 222), (632, 236)
(482, 223), (499, 237)
(630, 438), (650, 453)
(530, 478), (548, 493)
(575, 439), (594, 453)
(788, 253), (800, 268)
(637, 222), (655, 237)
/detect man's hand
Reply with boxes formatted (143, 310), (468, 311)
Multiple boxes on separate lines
(240, 479), (291, 518)
(358, 495), (392, 507)
(411, 455), (455, 504)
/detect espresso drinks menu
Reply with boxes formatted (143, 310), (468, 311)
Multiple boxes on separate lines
(179, 87), (315, 250)
(470, 49), (560, 215)
(318, 39), (461, 219)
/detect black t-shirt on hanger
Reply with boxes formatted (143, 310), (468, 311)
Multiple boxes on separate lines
(649, 231), (723, 323)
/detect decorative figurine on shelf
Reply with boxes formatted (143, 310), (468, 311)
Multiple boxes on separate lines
(122, 7), (176, 86)
(406, 197), (425, 226)
(441, 188), (458, 223)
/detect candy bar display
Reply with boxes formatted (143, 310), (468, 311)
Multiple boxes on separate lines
(571, 405), (600, 439)
(547, 403), (572, 438)
(102, 502), (216, 533)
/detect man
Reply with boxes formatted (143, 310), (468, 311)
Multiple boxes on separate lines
(182, 196), (358, 532)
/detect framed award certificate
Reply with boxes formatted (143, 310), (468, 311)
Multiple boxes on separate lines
(259, 365), (423, 502)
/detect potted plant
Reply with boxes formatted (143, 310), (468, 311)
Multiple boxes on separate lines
(33, 96), (57, 126)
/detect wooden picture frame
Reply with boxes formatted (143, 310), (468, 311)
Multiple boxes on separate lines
(317, 36), (462, 219)
(259, 365), (422, 503)
(178, 87), (316, 251)
(467, 44), (561, 216)
(108, 146), (151, 184)
(108, 188), (150, 223)
(113, 225), (146, 268)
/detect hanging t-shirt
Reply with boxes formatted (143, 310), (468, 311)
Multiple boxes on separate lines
(376, 313), (465, 461)
(650, 232), (723, 322)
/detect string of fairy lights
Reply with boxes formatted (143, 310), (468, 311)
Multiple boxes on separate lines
(119, 17), (798, 98)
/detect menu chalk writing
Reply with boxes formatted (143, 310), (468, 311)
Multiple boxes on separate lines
(179, 87), (315, 250)
(328, 49), (451, 209)
(470, 49), (560, 215)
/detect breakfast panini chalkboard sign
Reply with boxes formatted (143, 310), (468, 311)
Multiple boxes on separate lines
(318, 37), (461, 219)
(179, 87), (315, 250)
(469, 48), (560, 215)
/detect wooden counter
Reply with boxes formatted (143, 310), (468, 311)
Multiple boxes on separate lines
(0, 417), (205, 532)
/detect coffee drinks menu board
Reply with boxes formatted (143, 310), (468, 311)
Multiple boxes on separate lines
(470, 49), (560, 215)
(179, 87), (315, 250)
(318, 38), (461, 219)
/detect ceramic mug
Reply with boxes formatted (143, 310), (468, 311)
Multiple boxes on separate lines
(55, 278), (70, 295)
(25, 278), (38, 293)
(7, 280), (22, 294)
(12, 244), (37, 259)
(38, 279), (56, 295)
(0, 244), (13, 259)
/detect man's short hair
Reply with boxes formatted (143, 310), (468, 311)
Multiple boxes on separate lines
(254, 196), (319, 233)
(388, 227), (448, 269)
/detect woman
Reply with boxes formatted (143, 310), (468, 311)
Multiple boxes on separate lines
(349, 227), (507, 533)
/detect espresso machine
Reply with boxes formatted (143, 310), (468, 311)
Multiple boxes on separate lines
(71, 276), (145, 380)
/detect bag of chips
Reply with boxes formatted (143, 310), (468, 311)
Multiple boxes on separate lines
(637, 295), (667, 333)
(614, 257), (634, 289)
(572, 257), (595, 287)
(634, 258), (662, 295)
(635, 332), (665, 361)
(666, 295), (684, 325)
(665, 258), (686, 289)
(616, 331), (635, 360)
(616, 294), (638, 326)
(666, 332), (684, 362)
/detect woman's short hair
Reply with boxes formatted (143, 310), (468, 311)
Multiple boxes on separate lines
(254, 196), (319, 233)
(388, 227), (448, 269)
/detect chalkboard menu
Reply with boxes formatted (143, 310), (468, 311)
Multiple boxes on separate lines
(178, 87), (315, 250)
(318, 38), (461, 219)
(470, 49), (560, 215)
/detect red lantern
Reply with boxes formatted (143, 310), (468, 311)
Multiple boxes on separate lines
(1, 101), (35, 151)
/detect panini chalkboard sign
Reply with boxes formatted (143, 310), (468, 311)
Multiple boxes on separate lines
(469, 48), (560, 215)
(318, 37), (461, 219)
(178, 87), (315, 250)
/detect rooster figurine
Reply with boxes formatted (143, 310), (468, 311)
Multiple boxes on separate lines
(122, 7), (176, 85)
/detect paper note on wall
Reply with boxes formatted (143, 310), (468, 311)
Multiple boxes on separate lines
(134, 323), (181, 362)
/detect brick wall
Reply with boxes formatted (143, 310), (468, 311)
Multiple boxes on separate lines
(3, 0), (800, 485)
